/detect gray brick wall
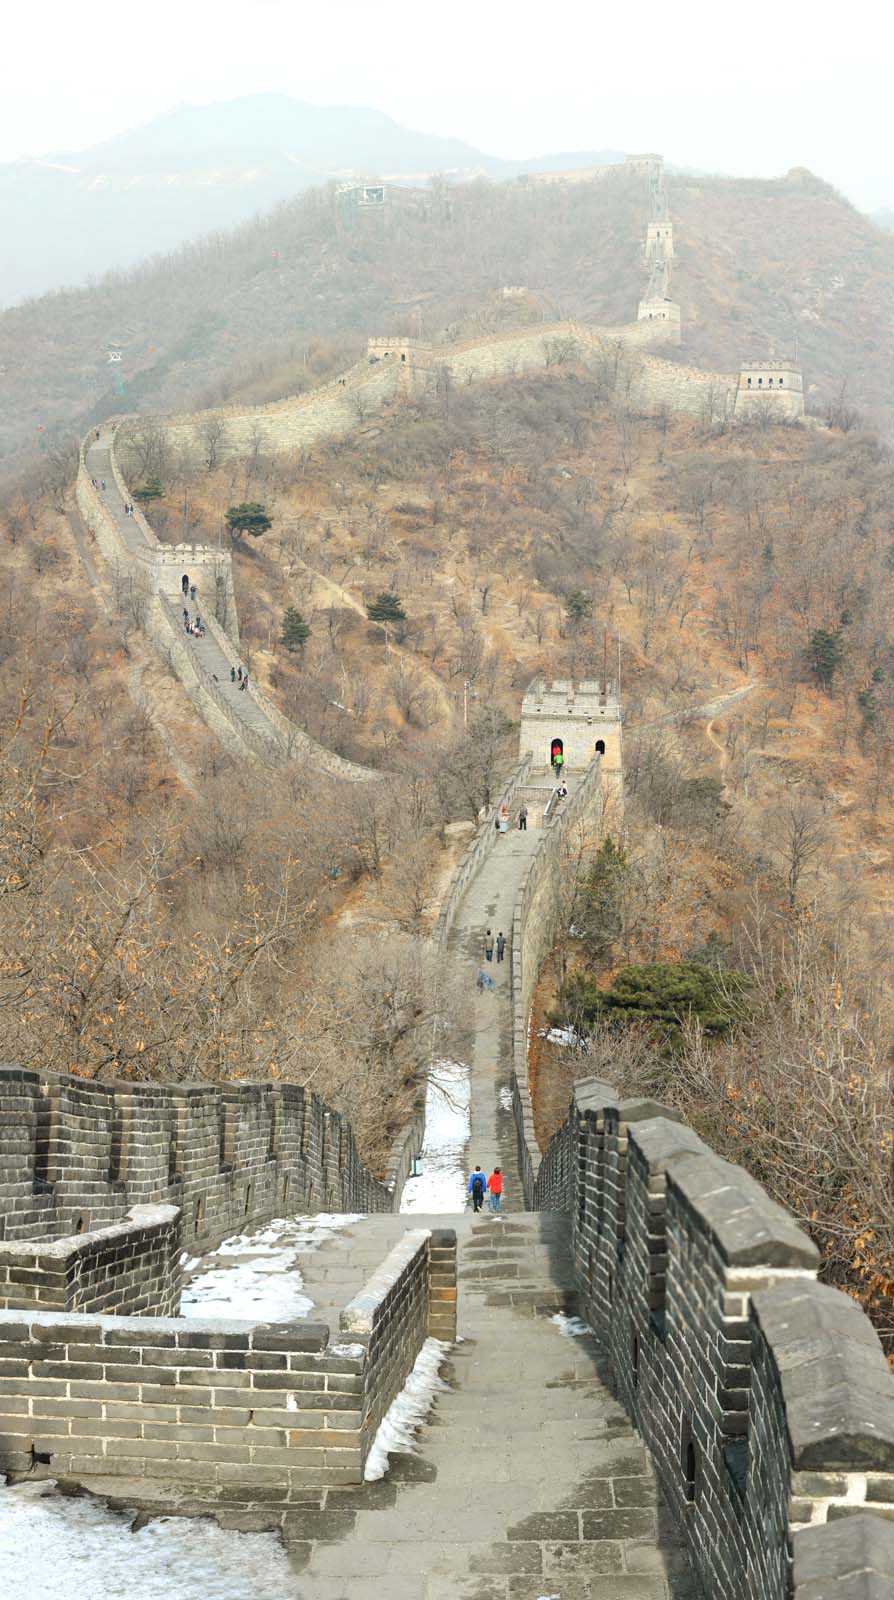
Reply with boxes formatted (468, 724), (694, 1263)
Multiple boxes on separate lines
(0, 1205), (180, 1318)
(0, 1229), (456, 1502)
(0, 1067), (405, 1269)
(517, 1078), (894, 1599)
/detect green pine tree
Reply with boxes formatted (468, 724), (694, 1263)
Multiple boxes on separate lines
(558, 961), (750, 1044)
(807, 628), (843, 691)
(565, 590), (592, 626)
(133, 474), (164, 505)
(225, 502), (272, 543)
(367, 592), (406, 623)
(280, 607), (311, 654)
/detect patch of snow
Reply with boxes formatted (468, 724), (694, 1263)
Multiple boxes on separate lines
(551, 1313), (595, 1338)
(363, 1337), (451, 1480)
(181, 1213), (361, 1322)
(329, 1342), (366, 1359)
(538, 1025), (586, 1048)
(400, 1059), (470, 1214)
(0, 1480), (290, 1600)
(498, 1086), (514, 1111)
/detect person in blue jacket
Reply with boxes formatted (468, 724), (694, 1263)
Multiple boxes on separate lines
(468, 1166), (487, 1213)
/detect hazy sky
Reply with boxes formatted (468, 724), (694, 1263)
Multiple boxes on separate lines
(1, 0), (890, 208)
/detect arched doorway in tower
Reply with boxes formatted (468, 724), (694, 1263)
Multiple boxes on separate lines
(595, 739), (606, 756)
(550, 737), (564, 771)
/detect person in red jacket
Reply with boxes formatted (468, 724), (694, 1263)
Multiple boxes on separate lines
(487, 1167), (503, 1214)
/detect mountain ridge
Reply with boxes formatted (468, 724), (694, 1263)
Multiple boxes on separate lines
(0, 93), (624, 307)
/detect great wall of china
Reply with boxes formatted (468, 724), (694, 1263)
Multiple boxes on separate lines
(2, 676), (893, 1594)
(72, 155), (804, 773)
(6, 155), (887, 1595)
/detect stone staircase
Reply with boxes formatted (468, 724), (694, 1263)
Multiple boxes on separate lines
(258, 1212), (693, 1599)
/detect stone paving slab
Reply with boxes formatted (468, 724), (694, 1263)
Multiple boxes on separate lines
(285, 1214), (693, 1598)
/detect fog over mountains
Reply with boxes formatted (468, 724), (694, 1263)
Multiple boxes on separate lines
(0, 93), (623, 307)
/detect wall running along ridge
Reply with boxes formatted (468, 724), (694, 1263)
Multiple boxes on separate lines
(0, 1066), (443, 1501)
(75, 433), (377, 780)
(433, 755), (534, 952)
(510, 1078), (894, 1599)
(508, 756), (610, 1199)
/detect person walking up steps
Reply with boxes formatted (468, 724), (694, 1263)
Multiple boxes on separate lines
(484, 929), (494, 962)
(468, 1166), (486, 1213)
(518, 804), (528, 831)
(496, 931), (506, 963)
(487, 1168), (503, 1214)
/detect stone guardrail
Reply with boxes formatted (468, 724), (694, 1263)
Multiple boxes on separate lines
(509, 755), (605, 1192)
(514, 1077), (894, 1600)
(433, 755), (533, 953)
(0, 1203), (181, 1318)
(0, 1227), (456, 1505)
(0, 1066), (403, 1256)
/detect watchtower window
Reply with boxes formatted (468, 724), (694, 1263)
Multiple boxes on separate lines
(401, 352), (406, 362)
(779, 379), (784, 386)
(746, 377), (752, 387)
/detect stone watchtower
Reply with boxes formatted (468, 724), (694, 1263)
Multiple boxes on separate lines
(366, 337), (433, 396)
(734, 361), (804, 420)
(519, 677), (622, 777)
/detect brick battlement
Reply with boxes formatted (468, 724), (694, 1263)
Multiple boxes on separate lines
(512, 1080), (894, 1600)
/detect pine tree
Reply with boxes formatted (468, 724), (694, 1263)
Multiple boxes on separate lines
(225, 502), (272, 543)
(280, 607), (311, 654)
(558, 961), (750, 1043)
(367, 592), (406, 623)
(807, 628), (843, 690)
(133, 474), (164, 504)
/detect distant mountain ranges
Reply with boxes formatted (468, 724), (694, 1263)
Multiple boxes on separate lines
(0, 93), (625, 307)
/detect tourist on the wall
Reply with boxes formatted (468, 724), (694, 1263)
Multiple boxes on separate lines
(518, 804), (528, 831)
(484, 929), (495, 962)
(496, 931), (506, 963)
(468, 1166), (486, 1213)
(487, 1168), (503, 1214)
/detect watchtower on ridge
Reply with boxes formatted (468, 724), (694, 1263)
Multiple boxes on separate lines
(734, 360), (804, 420)
(519, 676), (622, 778)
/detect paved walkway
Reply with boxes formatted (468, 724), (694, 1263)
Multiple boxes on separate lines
(84, 430), (285, 754)
(285, 1214), (692, 1598)
(448, 769), (571, 1210)
(227, 772), (691, 1596)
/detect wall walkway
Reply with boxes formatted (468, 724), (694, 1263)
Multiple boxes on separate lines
(76, 427), (376, 780)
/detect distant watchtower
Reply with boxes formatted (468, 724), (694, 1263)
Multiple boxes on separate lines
(734, 361), (804, 420)
(519, 677), (622, 778)
(366, 337), (433, 394)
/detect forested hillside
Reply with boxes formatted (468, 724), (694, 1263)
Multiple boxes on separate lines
(3, 161), (894, 478)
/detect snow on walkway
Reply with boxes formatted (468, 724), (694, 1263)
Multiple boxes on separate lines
(180, 1212), (361, 1321)
(0, 1481), (290, 1600)
(399, 1058), (471, 1214)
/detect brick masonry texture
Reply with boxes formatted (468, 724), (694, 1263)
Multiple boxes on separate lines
(0, 1228), (455, 1500)
(0, 1204), (180, 1317)
(509, 1078), (894, 1599)
(0, 1060), (451, 1502)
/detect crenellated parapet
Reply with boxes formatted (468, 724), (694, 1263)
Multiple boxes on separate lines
(511, 1078), (894, 1600)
